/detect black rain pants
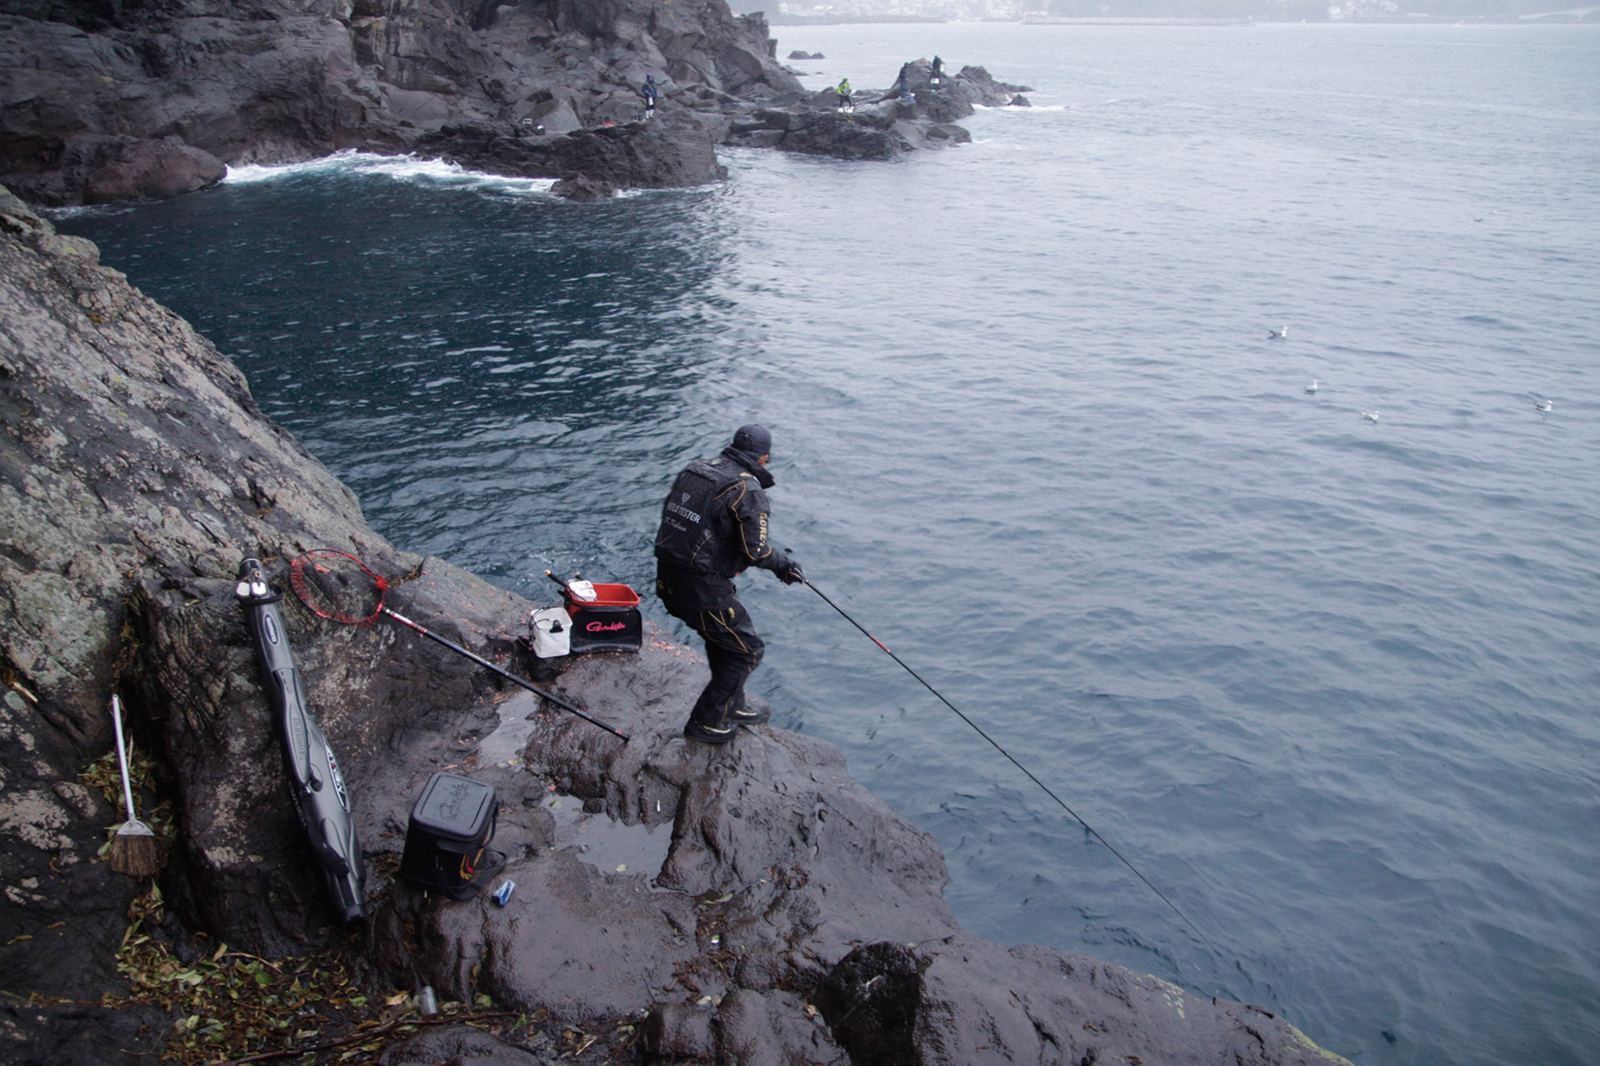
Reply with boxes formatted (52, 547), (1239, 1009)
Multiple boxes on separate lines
(657, 568), (765, 728)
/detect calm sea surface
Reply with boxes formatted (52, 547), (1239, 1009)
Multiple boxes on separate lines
(55, 22), (1600, 1066)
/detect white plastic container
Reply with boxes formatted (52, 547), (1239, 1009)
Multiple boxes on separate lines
(530, 607), (571, 658)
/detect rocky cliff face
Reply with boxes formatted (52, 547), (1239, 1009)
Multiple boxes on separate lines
(0, 0), (1030, 204)
(0, 0), (795, 203)
(0, 188), (1353, 1064)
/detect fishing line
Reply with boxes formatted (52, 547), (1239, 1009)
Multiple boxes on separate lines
(803, 578), (1218, 953)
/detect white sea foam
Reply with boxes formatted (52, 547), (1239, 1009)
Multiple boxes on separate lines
(223, 149), (559, 196)
(39, 203), (116, 221)
(974, 102), (1069, 112)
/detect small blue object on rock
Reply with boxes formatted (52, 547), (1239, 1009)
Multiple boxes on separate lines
(493, 879), (516, 906)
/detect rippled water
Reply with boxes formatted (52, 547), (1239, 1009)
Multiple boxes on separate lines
(56, 22), (1600, 1065)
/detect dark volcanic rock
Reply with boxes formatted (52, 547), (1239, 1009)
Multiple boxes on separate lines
(0, 0), (1021, 204)
(0, 10), (377, 206)
(884, 59), (1033, 123)
(775, 108), (914, 161)
(549, 174), (617, 201)
(9, 134), (227, 206)
(814, 938), (1348, 1066)
(0, 999), (172, 1065)
(414, 118), (725, 189)
(734, 59), (1023, 161)
(379, 1024), (555, 1065)
(79, 136), (227, 203)
(0, 0), (797, 204)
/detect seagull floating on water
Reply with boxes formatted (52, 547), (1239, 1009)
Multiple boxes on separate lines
(1305, 379), (1319, 394)
(1268, 326), (1289, 339)
(1533, 397), (1553, 413)
(1362, 411), (1380, 422)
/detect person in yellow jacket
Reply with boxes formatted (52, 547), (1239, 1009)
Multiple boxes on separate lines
(837, 77), (853, 111)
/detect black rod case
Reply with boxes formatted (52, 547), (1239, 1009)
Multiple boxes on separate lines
(235, 557), (366, 921)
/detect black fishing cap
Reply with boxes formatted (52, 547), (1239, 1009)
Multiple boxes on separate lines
(732, 423), (772, 456)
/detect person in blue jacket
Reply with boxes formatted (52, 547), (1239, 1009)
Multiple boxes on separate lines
(642, 73), (659, 119)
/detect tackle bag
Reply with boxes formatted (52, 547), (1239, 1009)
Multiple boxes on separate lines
(563, 582), (642, 654)
(398, 772), (500, 900)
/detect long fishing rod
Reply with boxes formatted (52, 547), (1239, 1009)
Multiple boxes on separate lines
(803, 577), (1218, 953)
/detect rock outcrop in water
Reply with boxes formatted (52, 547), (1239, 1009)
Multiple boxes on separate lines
(0, 0), (1025, 204)
(0, 186), (1354, 1064)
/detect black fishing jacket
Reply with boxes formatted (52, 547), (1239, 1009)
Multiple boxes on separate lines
(656, 447), (792, 602)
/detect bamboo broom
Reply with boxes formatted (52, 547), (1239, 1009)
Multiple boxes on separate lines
(108, 695), (160, 877)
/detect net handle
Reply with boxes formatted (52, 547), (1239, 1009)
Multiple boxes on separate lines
(288, 550), (630, 741)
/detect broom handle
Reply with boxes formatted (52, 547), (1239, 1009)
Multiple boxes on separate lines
(110, 695), (138, 822)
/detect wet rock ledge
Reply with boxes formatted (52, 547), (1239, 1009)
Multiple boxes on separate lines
(0, 190), (1352, 1063)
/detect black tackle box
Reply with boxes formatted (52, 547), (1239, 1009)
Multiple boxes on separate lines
(398, 772), (499, 900)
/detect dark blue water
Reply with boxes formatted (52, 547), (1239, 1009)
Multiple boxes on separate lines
(54, 23), (1600, 1066)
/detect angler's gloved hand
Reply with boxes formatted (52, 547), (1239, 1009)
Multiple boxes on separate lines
(778, 557), (805, 585)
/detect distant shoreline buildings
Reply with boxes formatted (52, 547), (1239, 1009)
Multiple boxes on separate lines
(759, 0), (1600, 24)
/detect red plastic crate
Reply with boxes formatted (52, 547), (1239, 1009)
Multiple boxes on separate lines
(565, 582), (640, 610)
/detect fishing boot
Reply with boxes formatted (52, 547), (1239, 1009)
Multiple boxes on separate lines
(683, 714), (737, 745)
(729, 696), (770, 727)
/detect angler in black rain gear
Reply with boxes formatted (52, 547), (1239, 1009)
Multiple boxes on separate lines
(656, 424), (803, 744)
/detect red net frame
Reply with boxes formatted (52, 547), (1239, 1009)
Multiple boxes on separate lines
(288, 549), (390, 627)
